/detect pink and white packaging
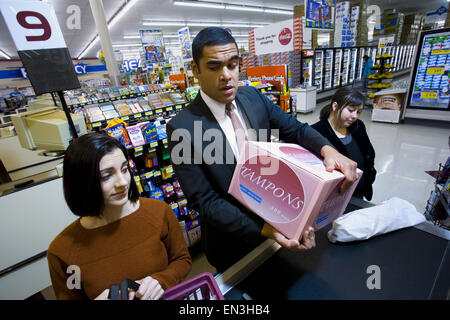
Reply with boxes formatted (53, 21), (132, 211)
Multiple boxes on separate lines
(228, 141), (362, 240)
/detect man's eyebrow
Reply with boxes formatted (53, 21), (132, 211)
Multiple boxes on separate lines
(206, 55), (239, 66)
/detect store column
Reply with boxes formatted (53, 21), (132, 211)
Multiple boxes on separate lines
(89, 0), (120, 86)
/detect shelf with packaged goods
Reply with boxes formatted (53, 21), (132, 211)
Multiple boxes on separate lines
(86, 102), (188, 131)
(68, 87), (181, 110)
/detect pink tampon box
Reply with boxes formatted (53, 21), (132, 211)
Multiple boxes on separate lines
(228, 141), (362, 240)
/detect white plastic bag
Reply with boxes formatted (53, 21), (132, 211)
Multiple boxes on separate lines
(327, 197), (426, 243)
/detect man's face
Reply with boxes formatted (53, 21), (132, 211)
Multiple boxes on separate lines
(192, 43), (239, 104)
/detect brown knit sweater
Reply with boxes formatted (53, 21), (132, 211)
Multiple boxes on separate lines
(47, 197), (192, 299)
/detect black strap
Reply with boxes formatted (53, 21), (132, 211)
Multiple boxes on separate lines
(108, 278), (140, 300)
(109, 284), (120, 300)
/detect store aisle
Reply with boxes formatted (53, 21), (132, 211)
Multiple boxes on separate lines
(297, 102), (450, 214)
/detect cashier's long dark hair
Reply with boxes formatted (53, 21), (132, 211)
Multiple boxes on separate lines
(319, 87), (365, 120)
(63, 132), (139, 217)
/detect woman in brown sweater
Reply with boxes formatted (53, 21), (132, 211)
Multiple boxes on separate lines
(47, 132), (192, 300)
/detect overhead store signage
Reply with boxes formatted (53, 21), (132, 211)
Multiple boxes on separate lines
(140, 29), (167, 64)
(378, 35), (395, 48)
(178, 27), (193, 61)
(169, 73), (186, 90)
(247, 65), (288, 93)
(425, 6), (448, 25)
(304, 0), (335, 30)
(254, 19), (294, 55)
(0, 0), (80, 95)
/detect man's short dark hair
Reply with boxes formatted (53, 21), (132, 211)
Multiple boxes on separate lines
(63, 132), (139, 217)
(192, 27), (239, 68)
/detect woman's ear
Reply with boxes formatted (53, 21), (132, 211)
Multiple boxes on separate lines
(332, 102), (338, 112)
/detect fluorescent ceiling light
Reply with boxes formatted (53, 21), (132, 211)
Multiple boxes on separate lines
(264, 9), (292, 15)
(142, 21), (262, 28)
(187, 22), (221, 27)
(173, 1), (225, 9)
(226, 5), (264, 13)
(123, 35), (141, 39)
(77, 0), (139, 59)
(78, 35), (99, 59)
(143, 22), (187, 26)
(173, 1), (292, 15)
(0, 49), (11, 60)
(109, 0), (139, 29)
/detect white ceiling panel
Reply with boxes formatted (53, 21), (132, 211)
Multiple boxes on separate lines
(0, 0), (448, 59)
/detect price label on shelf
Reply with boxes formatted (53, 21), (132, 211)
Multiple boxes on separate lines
(121, 116), (129, 121)
(162, 139), (168, 144)
(145, 111), (152, 116)
(420, 91), (438, 99)
(154, 171), (161, 177)
(92, 122), (102, 127)
(134, 152), (143, 157)
(166, 107), (173, 111)
(144, 172), (153, 179)
(432, 49), (450, 55)
(427, 67), (444, 75)
(134, 113), (142, 118)
(150, 142), (158, 148)
(167, 166), (173, 174)
(176, 105), (182, 109)
(155, 109), (163, 114)
(134, 146), (143, 152)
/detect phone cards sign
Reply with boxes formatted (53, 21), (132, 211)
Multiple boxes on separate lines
(254, 19), (294, 55)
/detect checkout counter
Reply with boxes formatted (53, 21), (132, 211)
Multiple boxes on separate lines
(215, 197), (450, 300)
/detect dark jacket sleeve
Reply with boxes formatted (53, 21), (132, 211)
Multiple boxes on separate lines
(166, 121), (265, 248)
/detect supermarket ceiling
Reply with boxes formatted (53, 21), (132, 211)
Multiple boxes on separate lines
(0, 0), (448, 60)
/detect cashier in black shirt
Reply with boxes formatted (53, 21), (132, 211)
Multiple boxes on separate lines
(312, 87), (377, 201)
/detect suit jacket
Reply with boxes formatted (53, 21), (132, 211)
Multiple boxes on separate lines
(311, 118), (376, 201)
(167, 86), (330, 271)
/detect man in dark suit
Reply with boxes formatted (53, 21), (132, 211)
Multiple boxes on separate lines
(167, 27), (359, 272)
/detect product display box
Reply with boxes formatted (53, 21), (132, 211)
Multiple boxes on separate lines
(228, 141), (362, 240)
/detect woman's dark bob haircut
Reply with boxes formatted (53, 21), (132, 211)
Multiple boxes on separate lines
(63, 132), (139, 217)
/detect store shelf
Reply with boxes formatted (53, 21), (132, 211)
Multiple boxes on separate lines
(68, 87), (180, 110)
(87, 102), (188, 130)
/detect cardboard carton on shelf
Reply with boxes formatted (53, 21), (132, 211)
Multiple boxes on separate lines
(228, 141), (362, 240)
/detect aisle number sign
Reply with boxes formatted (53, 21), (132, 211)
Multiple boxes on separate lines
(0, 0), (67, 50)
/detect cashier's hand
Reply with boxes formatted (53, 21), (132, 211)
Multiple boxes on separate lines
(128, 276), (164, 300)
(261, 224), (316, 251)
(320, 145), (358, 194)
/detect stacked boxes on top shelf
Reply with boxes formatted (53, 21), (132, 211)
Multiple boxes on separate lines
(349, 5), (360, 47)
(334, 1), (352, 47)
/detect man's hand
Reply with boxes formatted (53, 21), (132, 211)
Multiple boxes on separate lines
(321, 145), (358, 193)
(261, 223), (316, 251)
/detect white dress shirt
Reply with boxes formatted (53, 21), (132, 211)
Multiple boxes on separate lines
(200, 89), (251, 160)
